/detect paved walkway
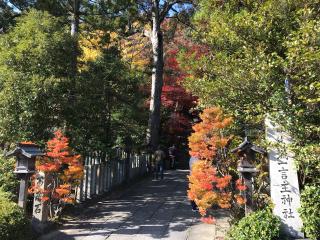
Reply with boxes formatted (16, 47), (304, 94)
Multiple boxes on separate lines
(40, 170), (229, 240)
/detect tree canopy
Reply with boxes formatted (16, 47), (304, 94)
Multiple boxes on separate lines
(0, 10), (74, 143)
(181, 0), (319, 139)
(0, 9), (148, 151)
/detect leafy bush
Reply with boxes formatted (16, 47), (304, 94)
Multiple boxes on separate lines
(0, 189), (31, 240)
(299, 185), (320, 240)
(0, 155), (18, 196)
(227, 208), (281, 240)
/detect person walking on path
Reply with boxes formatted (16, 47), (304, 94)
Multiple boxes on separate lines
(168, 144), (177, 169)
(153, 145), (166, 180)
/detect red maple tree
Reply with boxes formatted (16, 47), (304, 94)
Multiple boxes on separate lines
(29, 130), (83, 218)
(161, 42), (199, 144)
(160, 21), (212, 145)
(188, 107), (247, 223)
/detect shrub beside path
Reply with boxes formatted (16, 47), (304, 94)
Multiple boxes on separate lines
(40, 170), (230, 240)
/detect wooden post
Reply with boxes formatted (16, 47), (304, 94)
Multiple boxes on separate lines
(95, 164), (100, 195)
(125, 152), (130, 183)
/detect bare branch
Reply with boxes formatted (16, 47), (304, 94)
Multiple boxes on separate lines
(159, 0), (193, 23)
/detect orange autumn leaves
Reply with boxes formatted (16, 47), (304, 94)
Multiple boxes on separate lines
(188, 107), (232, 161)
(55, 184), (75, 204)
(36, 130), (83, 182)
(188, 107), (242, 223)
(29, 130), (83, 213)
(188, 160), (232, 215)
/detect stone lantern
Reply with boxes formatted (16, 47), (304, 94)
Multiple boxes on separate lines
(6, 143), (44, 212)
(231, 137), (266, 215)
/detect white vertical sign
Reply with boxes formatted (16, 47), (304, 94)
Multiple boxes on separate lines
(32, 171), (49, 223)
(265, 118), (304, 238)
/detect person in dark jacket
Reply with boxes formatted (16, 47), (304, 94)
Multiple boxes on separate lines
(153, 146), (166, 180)
(168, 144), (177, 169)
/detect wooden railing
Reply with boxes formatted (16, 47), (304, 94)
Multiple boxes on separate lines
(76, 150), (151, 202)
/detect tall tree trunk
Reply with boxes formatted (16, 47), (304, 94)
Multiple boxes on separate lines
(70, 0), (80, 75)
(67, 0), (80, 129)
(147, 0), (164, 150)
(71, 0), (80, 37)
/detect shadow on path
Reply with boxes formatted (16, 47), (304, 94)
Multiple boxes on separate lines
(40, 170), (199, 240)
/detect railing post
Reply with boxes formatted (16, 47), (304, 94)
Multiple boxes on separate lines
(74, 149), (150, 204)
(124, 151), (130, 183)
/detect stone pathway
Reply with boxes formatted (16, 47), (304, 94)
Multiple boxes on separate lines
(40, 170), (229, 240)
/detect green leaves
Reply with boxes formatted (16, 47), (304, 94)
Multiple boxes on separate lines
(299, 185), (320, 240)
(70, 48), (148, 151)
(0, 155), (18, 198)
(182, 3), (320, 227)
(181, 0), (320, 145)
(294, 145), (320, 186)
(285, 13), (320, 105)
(0, 188), (31, 240)
(227, 208), (281, 240)
(0, 10), (74, 77)
(0, 7), (149, 151)
(0, 10), (74, 143)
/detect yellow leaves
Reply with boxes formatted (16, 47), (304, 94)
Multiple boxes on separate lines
(202, 191), (218, 205)
(73, 172), (84, 180)
(120, 28), (151, 70)
(198, 207), (207, 216)
(79, 30), (120, 70)
(20, 141), (34, 144)
(79, 30), (104, 66)
(187, 189), (197, 201)
(109, 32), (119, 42)
(78, 27), (151, 72)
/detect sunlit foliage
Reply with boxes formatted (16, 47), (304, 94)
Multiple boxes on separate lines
(29, 130), (83, 218)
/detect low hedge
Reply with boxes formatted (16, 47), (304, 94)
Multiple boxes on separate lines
(0, 189), (31, 240)
(299, 185), (320, 240)
(227, 208), (281, 240)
